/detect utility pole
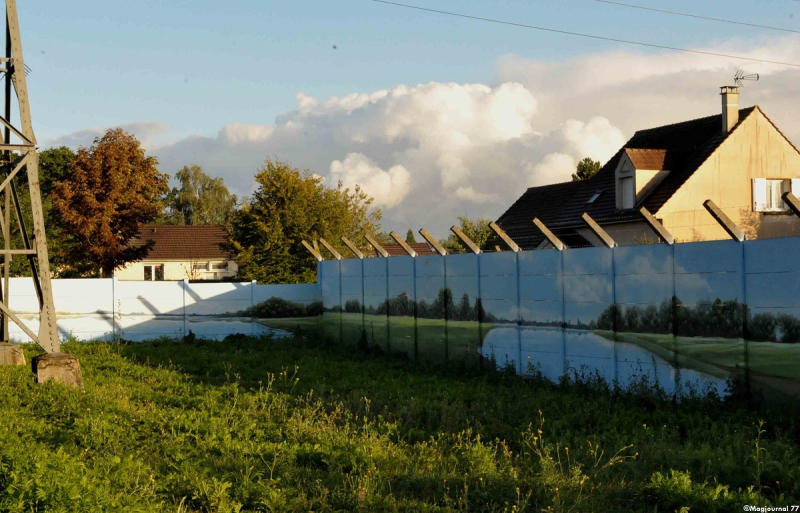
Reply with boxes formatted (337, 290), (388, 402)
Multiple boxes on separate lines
(0, 0), (82, 386)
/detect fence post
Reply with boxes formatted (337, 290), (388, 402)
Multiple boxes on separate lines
(582, 213), (617, 248)
(639, 207), (675, 244)
(533, 218), (565, 251)
(782, 192), (800, 218)
(251, 279), (257, 336)
(450, 225), (481, 254)
(489, 221), (520, 252)
(111, 276), (117, 341)
(390, 231), (418, 257)
(703, 200), (745, 241)
(419, 228), (447, 256)
(183, 278), (188, 338)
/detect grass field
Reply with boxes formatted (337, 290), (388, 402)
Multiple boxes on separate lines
(0, 334), (799, 511)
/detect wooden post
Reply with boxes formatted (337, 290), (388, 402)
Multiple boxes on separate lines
(782, 192), (800, 219)
(703, 199), (745, 241)
(581, 213), (617, 248)
(418, 228), (447, 256)
(532, 218), (565, 251)
(489, 221), (520, 252)
(450, 225), (481, 254)
(340, 236), (364, 259)
(389, 231), (417, 257)
(318, 238), (343, 260)
(301, 240), (323, 261)
(365, 234), (389, 258)
(638, 207), (675, 245)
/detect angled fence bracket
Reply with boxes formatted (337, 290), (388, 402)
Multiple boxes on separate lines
(365, 233), (389, 258)
(390, 231), (417, 257)
(532, 218), (565, 251)
(489, 221), (520, 252)
(340, 236), (364, 259)
(450, 225), (481, 254)
(301, 240), (323, 262)
(582, 213), (617, 248)
(638, 207), (674, 245)
(703, 199), (745, 241)
(783, 192), (800, 219)
(318, 238), (343, 260)
(418, 228), (447, 256)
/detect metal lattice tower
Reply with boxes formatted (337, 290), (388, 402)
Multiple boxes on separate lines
(0, 0), (60, 353)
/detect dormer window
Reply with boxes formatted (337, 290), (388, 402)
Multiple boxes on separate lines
(615, 148), (669, 210)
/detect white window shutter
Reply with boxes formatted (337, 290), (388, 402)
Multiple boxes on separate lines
(792, 178), (800, 199)
(752, 178), (767, 212)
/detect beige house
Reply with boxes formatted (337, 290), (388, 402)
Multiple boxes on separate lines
(498, 86), (800, 249)
(114, 225), (238, 281)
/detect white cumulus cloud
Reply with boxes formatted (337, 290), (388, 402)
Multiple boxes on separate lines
(45, 34), (800, 234)
(330, 153), (411, 209)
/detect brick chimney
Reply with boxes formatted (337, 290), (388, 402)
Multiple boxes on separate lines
(720, 86), (739, 133)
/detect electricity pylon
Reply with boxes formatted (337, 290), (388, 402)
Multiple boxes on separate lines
(0, 0), (60, 354)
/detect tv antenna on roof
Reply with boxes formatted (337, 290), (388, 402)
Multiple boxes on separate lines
(734, 70), (759, 86)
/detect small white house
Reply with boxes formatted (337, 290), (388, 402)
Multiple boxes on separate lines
(114, 225), (238, 281)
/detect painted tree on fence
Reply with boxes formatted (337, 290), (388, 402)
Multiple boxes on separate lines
(229, 158), (381, 284)
(51, 129), (169, 277)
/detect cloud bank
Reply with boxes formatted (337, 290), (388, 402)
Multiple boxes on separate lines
(45, 34), (800, 235)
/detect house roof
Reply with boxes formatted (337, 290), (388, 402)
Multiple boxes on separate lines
(497, 106), (759, 249)
(374, 242), (437, 257)
(130, 225), (233, 261)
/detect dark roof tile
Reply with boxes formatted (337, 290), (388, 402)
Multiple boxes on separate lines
(130, 225), (233, 260)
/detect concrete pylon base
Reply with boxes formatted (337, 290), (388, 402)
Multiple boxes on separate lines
(32, 353), (83, 388)
(0, 342), (25, 366)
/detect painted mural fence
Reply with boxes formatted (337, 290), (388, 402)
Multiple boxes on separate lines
(6, 279), (319, 342)
(262, 236), (800, 401)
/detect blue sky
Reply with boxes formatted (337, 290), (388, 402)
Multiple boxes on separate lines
(19, 0), (800, 234)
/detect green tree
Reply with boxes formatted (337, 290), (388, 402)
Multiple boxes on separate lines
(405, 229), (417, 244)
(440, 216), (493, 254)
(6, 147), (76, 277)
(571, 157), (601, 182)
(229, 159), (381, 284)
(51, 129), (169, 277)
(160, 165), (237, 225)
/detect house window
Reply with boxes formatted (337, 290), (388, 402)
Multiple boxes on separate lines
(587, 191), (603, 204)
(620, 177), (635, 209)
(211, 262), (228, 270)
(143, 264), (164, 281)
(192, 263), (208, 271)
(753, 178), (796, 212)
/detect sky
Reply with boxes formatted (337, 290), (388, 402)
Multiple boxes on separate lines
(19, 0), (800, 239)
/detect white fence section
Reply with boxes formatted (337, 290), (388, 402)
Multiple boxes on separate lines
(5, 278), (320, 343)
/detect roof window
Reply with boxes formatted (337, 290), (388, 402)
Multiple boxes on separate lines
(587, 191), (603, 204)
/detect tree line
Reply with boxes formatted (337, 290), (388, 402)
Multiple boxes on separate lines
(20, 130), (240, 278)
(24, 127), (500, 284)
(331, 288), (799, 344)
